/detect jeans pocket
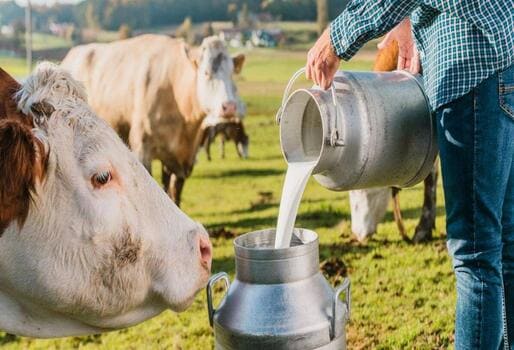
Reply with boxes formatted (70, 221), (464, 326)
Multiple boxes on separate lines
(499, 65), (514, 120)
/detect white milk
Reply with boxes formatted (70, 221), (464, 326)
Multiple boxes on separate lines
(274, 161), (317, 248)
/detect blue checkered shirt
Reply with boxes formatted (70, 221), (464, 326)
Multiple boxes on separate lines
(330, 0), (514, 110)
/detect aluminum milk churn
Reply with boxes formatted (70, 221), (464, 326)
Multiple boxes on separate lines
(206, 228), (350, 349)
(277, 68), (438, 191)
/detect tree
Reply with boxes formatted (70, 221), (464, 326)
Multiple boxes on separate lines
(316, 0), (328, 35)
(239, 3), (251, 29)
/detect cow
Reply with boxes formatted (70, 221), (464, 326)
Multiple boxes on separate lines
(0, 63), (212, 338)
(199, 118), (249, 161)
(349, 40), (439, 243)
(61, 34), (245, 206)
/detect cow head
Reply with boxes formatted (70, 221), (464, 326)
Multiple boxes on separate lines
(349, 188), (391, 241)
(189, 36), (245, 120)
(0, 63), (212, 337)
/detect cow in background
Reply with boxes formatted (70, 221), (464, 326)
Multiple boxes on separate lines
(62, 35), (245, 206)
(0, 63), (212, 337)
(199, 118), (249, 161)
(349, 40), (439, 243)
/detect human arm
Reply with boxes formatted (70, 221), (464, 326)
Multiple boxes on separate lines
(306, 0), (420, 89)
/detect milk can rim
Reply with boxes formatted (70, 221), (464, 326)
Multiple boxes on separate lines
(234, 228), (319, 260)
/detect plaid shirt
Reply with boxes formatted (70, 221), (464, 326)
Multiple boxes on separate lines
(330, 0), (514, 110)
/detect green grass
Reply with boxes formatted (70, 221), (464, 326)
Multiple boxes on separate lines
(0, 48), (455, 349)
(30, 33), (72, 51)
(0, 56), (28, 78)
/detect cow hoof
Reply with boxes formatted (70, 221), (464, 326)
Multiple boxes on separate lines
(412, 226), (433, 243)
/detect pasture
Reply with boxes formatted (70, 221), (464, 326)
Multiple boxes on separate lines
(0, 47), (454, 349)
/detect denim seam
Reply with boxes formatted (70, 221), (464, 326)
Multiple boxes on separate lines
(473, 87), (482, 349)
(499, 71), (514, 120)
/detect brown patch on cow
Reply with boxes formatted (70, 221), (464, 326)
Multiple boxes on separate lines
(0, 68), (46, 235)
(373, 40), (399, 71)
(0, 120), (46, 234)
(30, 100), (55, 118)
(95, 229), (142, 291)
(113, 229), (141, 268)
(232, 54), (245, 74)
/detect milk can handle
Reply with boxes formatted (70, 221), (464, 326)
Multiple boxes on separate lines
(206, 272), (230, 328)
(275, 67), (343, 147)
(330, 278), (351, 340)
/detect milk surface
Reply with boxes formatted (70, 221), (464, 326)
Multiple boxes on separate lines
(274, 161), (316, 248)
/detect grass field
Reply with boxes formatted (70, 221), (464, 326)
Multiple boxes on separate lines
(0, 48), (455, 349)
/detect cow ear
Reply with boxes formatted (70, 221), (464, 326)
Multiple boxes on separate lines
(0, 119), (46, 234)
(232, 54), (245, 75)
(184, 44), (200, 69)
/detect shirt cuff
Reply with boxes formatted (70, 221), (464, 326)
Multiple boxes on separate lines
(330, 15), (363, 61)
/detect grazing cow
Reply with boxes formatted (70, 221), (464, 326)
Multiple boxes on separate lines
(61, 35), (245, 206)
(199, 119), (249, 161)
(0, 63), (212, 338)
(349, 40), (438, 243)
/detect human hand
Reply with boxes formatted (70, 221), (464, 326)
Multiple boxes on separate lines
(377, 18), (420, 74)
(306, 28), (341, 90)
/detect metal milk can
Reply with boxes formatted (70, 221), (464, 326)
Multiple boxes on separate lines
(206, 229), (350, 350)
(277, 68), (438, 191)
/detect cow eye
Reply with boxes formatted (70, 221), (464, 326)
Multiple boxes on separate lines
(92, 171), (112, 188)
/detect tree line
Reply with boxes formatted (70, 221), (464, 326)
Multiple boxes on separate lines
(0, 0), (348, 32)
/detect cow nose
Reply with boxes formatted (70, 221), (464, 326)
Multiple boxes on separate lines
(198, 234), (212, 271)
(221, 101), (237, 117)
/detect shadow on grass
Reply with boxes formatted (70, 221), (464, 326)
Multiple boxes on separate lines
(0, 333), (18, 345)
(212, 256), (236, 276)
(207, 208), (348, 232)
(197, 168), (283, 179)
(382, 205), (446, 223)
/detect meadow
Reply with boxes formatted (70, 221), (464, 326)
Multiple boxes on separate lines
(0, 46), (455, 349)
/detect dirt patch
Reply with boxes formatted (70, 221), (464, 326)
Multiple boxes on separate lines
(320, 257), (348, 284)
(208, 227), (237, 239)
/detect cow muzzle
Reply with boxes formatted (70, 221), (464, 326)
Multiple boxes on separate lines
(221, 101), (237, 118)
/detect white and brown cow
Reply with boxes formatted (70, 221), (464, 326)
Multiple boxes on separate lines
(0, 63), (212, 338)
(61, 35), (245, 206)
(349, 41), (438, 243)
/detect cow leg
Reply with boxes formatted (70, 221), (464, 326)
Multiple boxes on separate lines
(169, 174), (185, 207)
(220, 134), (226, 159)
(391, 187), (411, 243)
(129, 126), (152, 174)
(161, 165), (185, 206)
(162, 164), (172, 196)
(206, 131), (214, 161)
(412, 164), (439, 243)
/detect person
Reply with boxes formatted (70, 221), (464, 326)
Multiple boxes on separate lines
(306, 1), (514, 349)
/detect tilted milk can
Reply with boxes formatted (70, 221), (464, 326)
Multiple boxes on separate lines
(206, 229), (350, 350)
(277, 68), (438, 191)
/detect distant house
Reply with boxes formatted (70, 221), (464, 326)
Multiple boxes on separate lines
(219, 28), (246, 48)
(49, 22), (74, 38)
(251, 29), (284, 48)
(1, 25), (14, 36)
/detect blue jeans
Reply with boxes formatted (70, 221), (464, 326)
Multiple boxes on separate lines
(437, 64), (514, 349)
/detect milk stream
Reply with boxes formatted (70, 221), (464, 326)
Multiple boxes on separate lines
(274, 161), (317, 248)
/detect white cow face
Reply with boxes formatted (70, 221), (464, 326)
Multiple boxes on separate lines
(194, 36), (245, 120)
(349, 188), (391, 241)
(0, 63), (212, 337)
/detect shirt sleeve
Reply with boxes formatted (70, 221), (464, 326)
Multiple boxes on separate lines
(330, 0), (420, 60)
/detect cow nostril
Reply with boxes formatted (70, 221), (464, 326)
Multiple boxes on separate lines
(199, 235), (212, 269)
(221, 102), (237, 116)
